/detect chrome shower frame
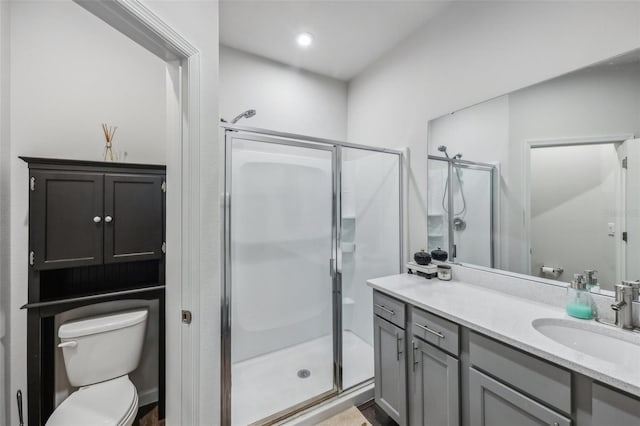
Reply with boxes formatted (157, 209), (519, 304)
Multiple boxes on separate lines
(221, 124), (404, 426)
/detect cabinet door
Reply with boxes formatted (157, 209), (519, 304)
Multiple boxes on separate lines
(411, 338), (459, 426)
(29, 171), (104, 269)
(593, 382), (640, 426)
(374, 315), (407, 425)
(469, 368), (571, 426)
(104, 174), (164, 263)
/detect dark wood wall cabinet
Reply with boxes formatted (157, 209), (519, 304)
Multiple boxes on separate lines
(20, 157), (167, 426)
(28, 160), (165, 269)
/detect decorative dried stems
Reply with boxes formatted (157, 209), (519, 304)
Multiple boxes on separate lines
(101, 123), (118, 161)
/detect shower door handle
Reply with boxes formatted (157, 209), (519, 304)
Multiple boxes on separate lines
(329, 258), (336, 278)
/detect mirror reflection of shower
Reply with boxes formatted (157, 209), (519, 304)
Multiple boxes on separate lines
(438, 145), (467, 229)
(427, 152), (497, 268)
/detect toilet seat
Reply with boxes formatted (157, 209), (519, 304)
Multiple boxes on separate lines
(45, 376), (138, 426)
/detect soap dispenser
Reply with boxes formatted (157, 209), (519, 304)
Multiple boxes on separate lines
(584, 269), (600, 292)
(566, 273), (594, 319)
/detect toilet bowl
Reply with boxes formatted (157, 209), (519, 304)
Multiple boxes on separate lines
(45, 309), (149, 426)
(46, 376), (138, 426)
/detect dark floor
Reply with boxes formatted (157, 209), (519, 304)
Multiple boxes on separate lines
(357, 400), (398, 426)
(133, 403), (164, 426)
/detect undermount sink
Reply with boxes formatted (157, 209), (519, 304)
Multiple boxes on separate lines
(532, 318), (640, 367)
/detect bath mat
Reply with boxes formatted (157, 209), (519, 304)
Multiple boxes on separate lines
(314, 406), (372, 426)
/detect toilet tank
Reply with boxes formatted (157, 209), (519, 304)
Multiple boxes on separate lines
(58, 309), (148, 387)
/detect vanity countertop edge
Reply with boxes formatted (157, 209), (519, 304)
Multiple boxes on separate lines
(367, 273), (640, 398)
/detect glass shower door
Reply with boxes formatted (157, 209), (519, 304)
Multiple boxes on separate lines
(340, 148), (401, 390)
(427, 158), (450, 253)
(428, 156), (495, 268)
(450, 161), (494, 268)
(227, 134), (337, 425)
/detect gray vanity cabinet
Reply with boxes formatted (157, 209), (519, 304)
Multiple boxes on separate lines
(592, 383), (640, 426)
(374, 314), (407, 425)
(372, 288), (640, 426)
(410, 337), (459, 426)
(469, 368), (572, 426)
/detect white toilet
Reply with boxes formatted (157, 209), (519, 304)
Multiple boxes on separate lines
(46, 309), (149, 426)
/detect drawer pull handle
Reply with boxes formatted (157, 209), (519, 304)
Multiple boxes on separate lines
(413, 340), (419, 371)
(415, 323), (445, 339)
(396, 334), (403, 361)
(375, 303), (395, 316)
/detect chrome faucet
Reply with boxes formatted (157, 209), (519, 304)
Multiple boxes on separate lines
(610, 281), (638, 329)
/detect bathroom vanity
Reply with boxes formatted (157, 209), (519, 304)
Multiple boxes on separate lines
(370, 273), (640, 426)
(20, 157), (166, 425)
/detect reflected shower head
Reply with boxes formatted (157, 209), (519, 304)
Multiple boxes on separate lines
(454, 153), (463, 159)
(230, 109), (257, 124)
(438, 145), (451, 159)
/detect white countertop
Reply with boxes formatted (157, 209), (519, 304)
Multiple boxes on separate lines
(368, 273), (640, 397)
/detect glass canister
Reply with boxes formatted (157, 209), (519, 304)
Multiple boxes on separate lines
(437, 264), (452, 281)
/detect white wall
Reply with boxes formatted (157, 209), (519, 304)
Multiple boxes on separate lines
(220, 45), (348, 141)
(7, 1), (166, 424)
(0, 1), (10, 423)
(347, 1), (640, 258)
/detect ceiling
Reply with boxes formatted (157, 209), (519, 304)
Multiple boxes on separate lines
(219, 0), (448, 81)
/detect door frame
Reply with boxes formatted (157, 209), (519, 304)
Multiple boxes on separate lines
(523, 134), (633, 279)
(73, 1), (201, 423)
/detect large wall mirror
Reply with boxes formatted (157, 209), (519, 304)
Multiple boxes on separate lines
(427, 47), (640, 293)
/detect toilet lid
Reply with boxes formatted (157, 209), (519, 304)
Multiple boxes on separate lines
(45, 376), (138, 426)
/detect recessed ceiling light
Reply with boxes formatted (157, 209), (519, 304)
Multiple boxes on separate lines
(296, 32), (313, 48)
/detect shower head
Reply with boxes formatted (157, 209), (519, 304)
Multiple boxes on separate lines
(437, 145), (451, 159)
(230, 109), (257, 124)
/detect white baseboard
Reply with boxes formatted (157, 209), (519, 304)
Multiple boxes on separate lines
(138, 387), (159, 407)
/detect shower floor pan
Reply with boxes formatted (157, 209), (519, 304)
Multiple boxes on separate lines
(231, 331), (374, 425)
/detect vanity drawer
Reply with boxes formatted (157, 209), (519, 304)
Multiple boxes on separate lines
(373, 291), (406, 329)
(411, 307), (459, 356)
(469, 331), (571, 414)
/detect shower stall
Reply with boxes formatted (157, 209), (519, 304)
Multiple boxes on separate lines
(221, 126), (402, 425)
(427, 153), (497, 268)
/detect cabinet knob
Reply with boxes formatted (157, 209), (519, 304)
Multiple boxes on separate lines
(93, 216), (102, 223)
(105, 216), (113, 223)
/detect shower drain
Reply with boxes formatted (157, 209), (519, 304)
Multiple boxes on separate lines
(297, 369), (311, 379)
